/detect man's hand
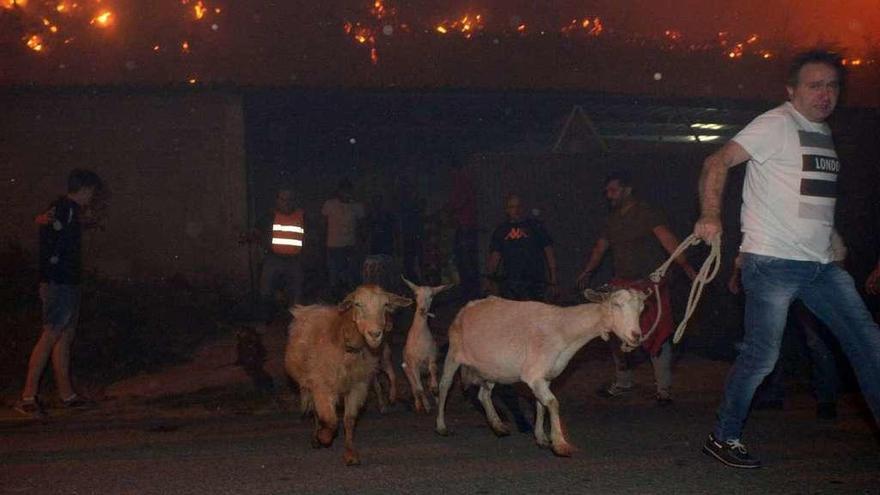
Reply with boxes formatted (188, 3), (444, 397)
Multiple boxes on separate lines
(693, 213), (722, 242)
(576, 270), (592, 289)
(727, 273), (741, 295)
(866, 265), (880, 295)
(35, 207), (56, 226)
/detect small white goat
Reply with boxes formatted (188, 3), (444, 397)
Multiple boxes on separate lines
(401, 277), (453, 413)
(435, 289), (647, 457)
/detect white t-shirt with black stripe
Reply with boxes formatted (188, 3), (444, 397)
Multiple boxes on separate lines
(733, 102), (839, 263)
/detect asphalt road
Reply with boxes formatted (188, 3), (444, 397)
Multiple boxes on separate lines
(2, 346), (878, 495)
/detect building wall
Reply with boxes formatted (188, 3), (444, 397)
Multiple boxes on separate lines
(0, 89), (249, 289)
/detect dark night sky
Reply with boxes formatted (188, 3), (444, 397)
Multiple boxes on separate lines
(2, 1), (878, 103)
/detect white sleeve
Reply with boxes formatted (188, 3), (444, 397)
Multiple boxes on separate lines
(731, 113), (788, 165)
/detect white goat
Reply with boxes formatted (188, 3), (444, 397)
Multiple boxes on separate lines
(285, 285), (412, 465)
(401, 277), (453, 413)
(435, 289), (647, 457)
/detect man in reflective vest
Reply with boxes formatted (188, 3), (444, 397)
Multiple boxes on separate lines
(259, 189), (305, 322)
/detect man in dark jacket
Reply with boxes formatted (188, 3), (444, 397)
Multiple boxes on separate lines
(15, 169), (104, 417)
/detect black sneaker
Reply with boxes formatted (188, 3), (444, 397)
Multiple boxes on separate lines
(702, 433), (761, 469)
(62, 394), (96, 409)
(596, 384), (633, 399)
(655, 394), (673, 407)
(816, 402), (837, 421)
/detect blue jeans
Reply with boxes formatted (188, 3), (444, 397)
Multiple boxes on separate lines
(753, 302), (839, 405)
(715, 253), (880, 441)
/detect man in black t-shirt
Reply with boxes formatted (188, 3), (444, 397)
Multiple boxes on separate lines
(362, 194), (400, 291)
(487, 194), (557, 301)
(482, 194), (557, 434)
(15, 169), (104, 417)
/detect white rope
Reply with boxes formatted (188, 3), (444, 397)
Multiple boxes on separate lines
(634, 234), (722, 347)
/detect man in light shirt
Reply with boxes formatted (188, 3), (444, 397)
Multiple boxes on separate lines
(322, 179), (365, 298)
(695, 50), (880, 469)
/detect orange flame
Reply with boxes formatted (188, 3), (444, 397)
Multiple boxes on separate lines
(90, 10), (112, 27)
(561, 17), (603, 36)
(435, 13), (484, 38)
(4, 0), (27, 9)
(25, 34), (43, 51)
(194, 1), (206, 20)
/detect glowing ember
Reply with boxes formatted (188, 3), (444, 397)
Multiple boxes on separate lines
(664, 30), (682, 41)
(181, 40), (190, 52)
(194, 0), (207, 20)
(435, 13), (485, 38)
(561, 17), (603, 36)
(25, 33), (43, 51)
(371, 0), (394, 20)
(90, 10), (112, 27)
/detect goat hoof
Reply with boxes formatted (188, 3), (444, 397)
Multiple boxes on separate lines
(317, 427), (335, 447)
(344, 449), (361, 466)
(551, 442), (576, 457)
(535, 437), (551, 449)
(490, 424), (511, 437)
(435, 426), (450, 436)
(311, 435), (322, 449)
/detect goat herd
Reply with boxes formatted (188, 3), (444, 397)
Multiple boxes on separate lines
(284, 280), (649, 465)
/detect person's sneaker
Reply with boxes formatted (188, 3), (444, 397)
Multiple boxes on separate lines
(702, 433), (761, 469)
(596, 384), (633, 398)
(816, 402), (838, 421)
(61, 394), (96, 409)
(13, 398), (47, 418)
(655, 394), (673, 407)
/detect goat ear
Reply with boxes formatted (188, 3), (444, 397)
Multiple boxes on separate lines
(387, 294), (413, 310)
(401, 276), (418, 292)
(433, 283), (454, 295)
(338, 294), (355, 313)
(583, 289), (610, 303)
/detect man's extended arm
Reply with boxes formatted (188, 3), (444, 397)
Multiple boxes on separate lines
(653, 225), (697, 280)
(694, 140), (751, 241)
(577, 237), (609, 287)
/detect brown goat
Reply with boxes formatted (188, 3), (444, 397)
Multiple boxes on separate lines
(285, 285), (411, 465)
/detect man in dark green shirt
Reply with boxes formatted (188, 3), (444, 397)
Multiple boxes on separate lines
(578, 169), (695, 405)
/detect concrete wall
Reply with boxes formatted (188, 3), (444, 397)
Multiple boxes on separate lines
(0, 89), (249, 289)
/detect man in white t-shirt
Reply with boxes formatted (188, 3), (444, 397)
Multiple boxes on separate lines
(322, 179), (365, 297)
(694, 50), (880, 469)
